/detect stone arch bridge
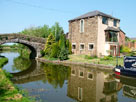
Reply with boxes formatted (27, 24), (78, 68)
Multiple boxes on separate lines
(0, 34), (46, 59)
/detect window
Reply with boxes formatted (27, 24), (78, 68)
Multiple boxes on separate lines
(105, 31), (118, 42)
(102, 17), (108, 25)
(72, 43), (76, 49)
(80, 43), (85, 50)
(113, 19), (117, 26)
(80, 19), (84, 33)
(79, 70), (84, 78)
(71, 69), (76, 76)
(88, 43), (94, 50)
(78, 87), (83, 101)
(87, 72), (93, 80)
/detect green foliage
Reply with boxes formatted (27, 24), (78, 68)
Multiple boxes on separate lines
(5, 36), (8, 40)
(84, 55), (97, 59)
(120, 46), (131, 53)
(125, 36), (131, 41)
(20, 22), (64, 39)
(40, 50), (45, 57)
(0, 57), (8, 68)
(59, 48), (69, 61)
(12, 56), (31, 71)
(26, 37), (30, 41)
(126, 51), (136, 56)
(100, 55), (113, 61)
(50, 42), (60, 58)
(66, 39), (72, 54)
(59, 34), (66, 50)
(20, 25), (50, 38)
(42, 63), (70, 88)
(0, 69), (34, 102)
(44, 34), (55, 56)
(51, 22), (64, 41)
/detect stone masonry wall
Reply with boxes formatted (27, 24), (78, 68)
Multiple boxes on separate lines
(69, 16), (98, 56)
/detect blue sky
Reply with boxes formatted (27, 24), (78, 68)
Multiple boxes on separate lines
(0, 0), (136, 37)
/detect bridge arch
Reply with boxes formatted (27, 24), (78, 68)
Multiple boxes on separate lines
(0, 34), (46, 59)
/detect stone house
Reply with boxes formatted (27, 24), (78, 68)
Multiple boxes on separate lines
(68, 10), (121, 57)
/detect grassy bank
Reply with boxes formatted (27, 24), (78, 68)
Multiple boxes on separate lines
(68, 55), (123, 67)
(0, 58), (34, 102)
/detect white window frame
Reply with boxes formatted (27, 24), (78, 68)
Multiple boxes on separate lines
(87, 72), (93, 80)
(80, 19), (84, 33)
(78, 87), (83, 101)
(80, 43), (85, 50)
(88, 43), (94, 50)
(72, 43), (76, 50)
(79, 70), (84, 78)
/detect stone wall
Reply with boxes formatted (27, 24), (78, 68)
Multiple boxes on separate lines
(69, 16), (98, 56)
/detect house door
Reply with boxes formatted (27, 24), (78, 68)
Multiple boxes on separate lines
(110, 45), (116, 56)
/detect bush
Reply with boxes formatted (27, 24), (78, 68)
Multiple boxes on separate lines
(120, 46), (131, 54)
(59, 48), (69, 61)
(50, 42), (60, 58)
(40, 50), (45, 57)
(126, 51), (136, 56)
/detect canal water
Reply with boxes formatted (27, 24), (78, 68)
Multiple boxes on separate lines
(1, 51), (136, 102)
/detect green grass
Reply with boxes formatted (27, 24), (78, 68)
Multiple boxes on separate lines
(44, 55), (58, 61)
(68, 55), (123, 66)
(0, 69), (35, 102)
(0, 57), (34, 102)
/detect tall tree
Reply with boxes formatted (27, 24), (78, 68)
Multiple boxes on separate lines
(51, 22), (64, 41)
(44, 34), (55, 56)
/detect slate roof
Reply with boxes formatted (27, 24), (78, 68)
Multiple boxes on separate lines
(69, 10), (120, 22)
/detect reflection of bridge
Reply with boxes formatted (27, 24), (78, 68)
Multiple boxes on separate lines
(0, 34), (46, 59)
(11, 60), (45, 84)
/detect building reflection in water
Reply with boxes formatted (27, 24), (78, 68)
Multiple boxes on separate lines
(67, 65), (122, 102)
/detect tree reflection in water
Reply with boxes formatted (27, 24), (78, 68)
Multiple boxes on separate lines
(41, 63), (71, 88)
(12, 56), (31, 71)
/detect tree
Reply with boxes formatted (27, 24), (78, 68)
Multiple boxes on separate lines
(50, 42), (60, 58)
(51, 22), (64, 41)
(44, 34), (55, 56)
(59, 34), (66, 50)
(66, 39), (72, 54)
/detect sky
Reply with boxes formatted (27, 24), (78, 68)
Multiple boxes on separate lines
(0, 0), (136, 37)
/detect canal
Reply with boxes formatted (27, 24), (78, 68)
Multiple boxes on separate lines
(1, 51), (136, 102)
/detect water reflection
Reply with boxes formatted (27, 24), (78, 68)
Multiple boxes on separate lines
(115, 76), (136, 101)
(12, 55), (31, 71)
(67, 66), (122, 102)
(1, 51), (136, 102)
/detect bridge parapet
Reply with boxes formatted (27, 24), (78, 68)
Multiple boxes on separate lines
(0, 33), (46, 44)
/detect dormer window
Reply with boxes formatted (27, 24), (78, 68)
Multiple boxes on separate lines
(113, 19), (117, 27)
(102, 17), (108, 25)
(80, 19), (84, 33)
